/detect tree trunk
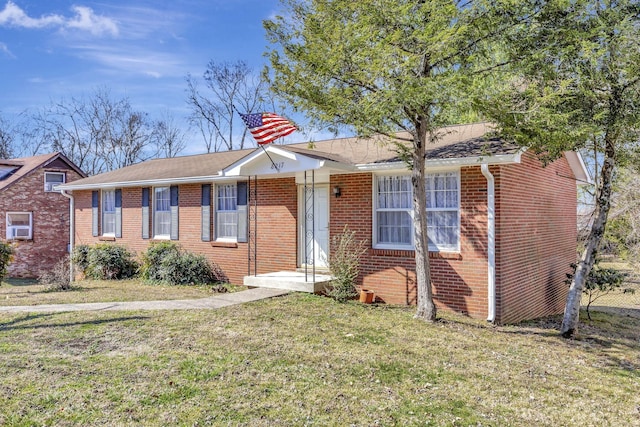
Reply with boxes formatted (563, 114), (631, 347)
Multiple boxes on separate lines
(413, 125), (437, 321)
(560, 139), (616, 338)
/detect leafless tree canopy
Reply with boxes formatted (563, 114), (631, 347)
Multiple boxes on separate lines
(186, 60), (277, 152)
(0, 114), (15, 159)
(0, 89), (186, 175)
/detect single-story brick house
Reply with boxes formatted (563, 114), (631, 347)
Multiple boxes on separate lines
(58, 123), (588, 324)
(0, 152), (86, 277)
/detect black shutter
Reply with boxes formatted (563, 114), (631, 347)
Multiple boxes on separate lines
(201, 184), (211, 242)
(141, 187), (150, 239)
(170, 185), (179, 240)
(91, 191), (99, 237)
(237, 182), (248, 243)
(115, 189), (122, 238)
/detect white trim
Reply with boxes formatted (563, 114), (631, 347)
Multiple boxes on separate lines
(101, 189), (116, 237)
(372, 170), (461, 252)
(57, 174), (224, 191)
(214, 182), (239, 242)
(152, 186), (171, 240)
(358, 149), (524, 172)
(564, 151), (592, 184)
(6, 211), (33, 240)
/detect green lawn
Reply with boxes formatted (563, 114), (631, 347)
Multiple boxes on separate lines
(0, 285), (638, 426)
(0, 278), (234, 306)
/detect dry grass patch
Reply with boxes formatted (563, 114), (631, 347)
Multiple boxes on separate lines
(0, 293), (638, 426)
(0, 278), (235, 306)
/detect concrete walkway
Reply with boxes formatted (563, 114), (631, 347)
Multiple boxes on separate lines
(0, 287), (290, 313)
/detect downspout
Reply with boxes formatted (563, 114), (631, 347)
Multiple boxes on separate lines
(481, 164), (496, 323)
(60, 189), (75, 284)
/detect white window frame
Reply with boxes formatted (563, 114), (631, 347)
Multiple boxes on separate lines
(102, 189), (116, 237)
(373, 170), (461, 252)
(153, 186), (171, 240)
(6, 212), (33, 240)
(215, 183), (238, 242)
(44, 172), (65, 192)
(373, 174), (414, 249)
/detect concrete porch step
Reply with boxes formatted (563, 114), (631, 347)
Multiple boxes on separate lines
(244, 271), (333, 293)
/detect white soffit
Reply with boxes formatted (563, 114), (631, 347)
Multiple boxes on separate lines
(564, 151), (592, 185)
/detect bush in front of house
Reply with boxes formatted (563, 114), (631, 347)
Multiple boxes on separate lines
(326, 226), (367, 302)
(39, 256), (73, 291)
(140, 241), (181, 282)
(141, 241), (227, 286)
(71, 244), (91, 272)
(0, 241), (13, 284)
(80, 243), (139, 280)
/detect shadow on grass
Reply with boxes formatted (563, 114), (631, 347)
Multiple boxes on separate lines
(3, 278), (39, 287)
(497, 310), (640, 372)
(0, 312), (149, 331)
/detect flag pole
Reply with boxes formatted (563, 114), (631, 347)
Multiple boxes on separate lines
(260, 144), (280, 172)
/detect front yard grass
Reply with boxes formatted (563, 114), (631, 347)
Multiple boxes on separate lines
(0, 292), (638, 426)
(0, 278), (234, 306)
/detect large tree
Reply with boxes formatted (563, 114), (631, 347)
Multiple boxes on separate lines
(265, 0), (529, 320)
(485, 0), (640, 336)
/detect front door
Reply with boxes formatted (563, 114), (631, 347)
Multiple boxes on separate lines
(298, 184), (329, 268)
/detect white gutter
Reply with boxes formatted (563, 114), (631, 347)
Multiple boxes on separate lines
(56, 174), (226, 192)
(356, 149), (525, 171)
(481, 164), (496, 323)
(60, 189), (75, 284)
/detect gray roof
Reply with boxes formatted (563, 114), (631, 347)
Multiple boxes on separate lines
(61, 122), (520, 189)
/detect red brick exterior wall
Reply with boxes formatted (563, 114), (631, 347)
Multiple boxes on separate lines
(71, 151), (576, 324)
(0, 164), (84, 277)
(73, 178), (299, 284)
(494, 152), (577, 324)
(330, 169), (490, 319)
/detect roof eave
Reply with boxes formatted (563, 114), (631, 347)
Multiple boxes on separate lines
(57, 173), (226, 191)
(356, 150), (524, 171)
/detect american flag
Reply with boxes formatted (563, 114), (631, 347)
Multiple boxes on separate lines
(240, 112), (296, 145)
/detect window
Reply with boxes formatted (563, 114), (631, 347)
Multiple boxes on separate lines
(216, 183), (237, 240)
(6, 212), (32, 240)
(44, 172), (65, 192)
(102, 190), (116, 236)
(154, 187), (171, 238)
(376, 176), (413, 246)
(375, 172), (460, 251)
(426, 172), (459, 251)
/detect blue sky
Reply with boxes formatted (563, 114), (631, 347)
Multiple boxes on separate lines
(0, 0), (315, 153)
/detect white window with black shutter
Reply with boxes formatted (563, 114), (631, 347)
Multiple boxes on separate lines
(152, 186), (179, 240)
(102, 189), (116, 236)
(215, 182), (247, 242)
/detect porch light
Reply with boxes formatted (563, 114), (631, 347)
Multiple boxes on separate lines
(333, 185), (342, 198)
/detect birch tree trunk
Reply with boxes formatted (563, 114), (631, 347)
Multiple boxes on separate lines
(561, 138), (616, 337)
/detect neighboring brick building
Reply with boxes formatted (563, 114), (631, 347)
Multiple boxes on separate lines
(58, 123), (588, 324)
(0, 153), (86, 278)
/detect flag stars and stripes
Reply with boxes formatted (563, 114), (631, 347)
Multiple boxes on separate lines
(240, 112), (297, 145)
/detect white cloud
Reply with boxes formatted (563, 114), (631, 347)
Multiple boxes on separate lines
(0, 1), (118, 36)
(65, 6), (119, 37)
(0, 41), (14, 57)
(0, 1), (64, 28)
